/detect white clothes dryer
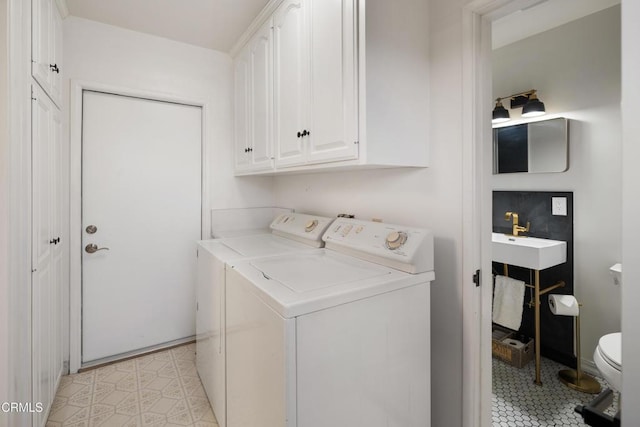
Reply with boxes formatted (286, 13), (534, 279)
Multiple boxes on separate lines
(225, 218), (435, 427)
(196, 212), (334, 427)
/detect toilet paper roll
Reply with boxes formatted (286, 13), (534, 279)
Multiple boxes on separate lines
(548, 294), (580, 317)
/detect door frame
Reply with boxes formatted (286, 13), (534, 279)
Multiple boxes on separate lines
(69, 80), (209, 373)
(461, 1), (549, 426)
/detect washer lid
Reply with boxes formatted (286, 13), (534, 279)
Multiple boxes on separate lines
(230, 250), (434, 318)
(250, 251), (392, 292)
(198, 234), (315, 262)
(599, 332), (621, 370)
(222, 234), (313, 257)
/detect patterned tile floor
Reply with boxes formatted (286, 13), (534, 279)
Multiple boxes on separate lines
(47, 342), (619, 426)
(493, 356), (619, 426)
(46, 343), (218, 427)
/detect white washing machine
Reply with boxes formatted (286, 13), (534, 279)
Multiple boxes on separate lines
(196, 212), (335, 427)
(225, 218), (435, 427)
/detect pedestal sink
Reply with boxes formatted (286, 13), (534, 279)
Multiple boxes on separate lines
(492, 232), (567, 386)
(492, 232), (566, 270)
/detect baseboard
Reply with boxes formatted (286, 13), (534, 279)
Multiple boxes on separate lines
(78, 336), (195, 372)
(581, 358), (601, 378)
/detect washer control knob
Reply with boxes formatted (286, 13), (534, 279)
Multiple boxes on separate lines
(385, 231), (407, 250)
(305, 219), (319, 232)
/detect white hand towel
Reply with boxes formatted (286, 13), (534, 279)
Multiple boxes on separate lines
(492, 275), (525, 331)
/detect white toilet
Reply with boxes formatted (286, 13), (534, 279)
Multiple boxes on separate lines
(594, 332), (621, 391)
(593, 263), (622, 391)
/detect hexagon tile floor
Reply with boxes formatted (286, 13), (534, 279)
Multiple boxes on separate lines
(46, 343), (218, 426)
(493, 356), (619, 426)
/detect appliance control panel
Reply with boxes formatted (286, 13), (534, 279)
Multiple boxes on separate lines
(322, 218), (434, 274)
(270, 213), (335, 247)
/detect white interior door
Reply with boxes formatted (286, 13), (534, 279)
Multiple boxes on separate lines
(81, 91), (202, 364)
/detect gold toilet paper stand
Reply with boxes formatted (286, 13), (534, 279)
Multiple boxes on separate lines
(558, 306), (602, 394)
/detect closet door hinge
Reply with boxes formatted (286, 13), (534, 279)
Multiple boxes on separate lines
(473, 269), (481, 287)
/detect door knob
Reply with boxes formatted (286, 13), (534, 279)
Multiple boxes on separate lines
(86, 225), (97, 234)
(85, 243), (109, 254)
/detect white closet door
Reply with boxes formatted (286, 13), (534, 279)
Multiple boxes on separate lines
(81, 91), (202, 363)
(32, 84), (54, 427)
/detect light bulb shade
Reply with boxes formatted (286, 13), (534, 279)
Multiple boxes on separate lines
(492, 102), (510, 124)
(522, 97), (545, 117)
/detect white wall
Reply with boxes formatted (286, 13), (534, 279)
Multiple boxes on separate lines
(0, 0), (10, 417)
(63, 16), (274, 363)
(63, 16), (274, 212)
(621, 0), (640, 421)
(492, 6), (621, 366)
(273, 1), (466, 425)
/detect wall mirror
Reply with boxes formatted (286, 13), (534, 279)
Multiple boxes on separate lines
(493, 117), (569, 174)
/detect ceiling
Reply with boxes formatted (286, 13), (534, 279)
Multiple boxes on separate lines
(63, 0), (620, 53)
(492, 0), (621, 49)
(64, 0), (270, 52)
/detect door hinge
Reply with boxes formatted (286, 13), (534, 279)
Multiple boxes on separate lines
(473, 269), (481, 287)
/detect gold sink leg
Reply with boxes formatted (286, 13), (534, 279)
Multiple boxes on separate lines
(534, 269), (542, 385)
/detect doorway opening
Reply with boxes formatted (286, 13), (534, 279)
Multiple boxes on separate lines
(463, 1), (622, 425)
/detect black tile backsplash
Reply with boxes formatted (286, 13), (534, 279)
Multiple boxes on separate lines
(493, 191), (575, 368)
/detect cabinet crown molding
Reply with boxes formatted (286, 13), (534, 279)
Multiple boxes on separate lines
(230, 0), (284, 57)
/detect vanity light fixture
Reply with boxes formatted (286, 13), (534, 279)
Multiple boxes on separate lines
(492, 89), (546, 124)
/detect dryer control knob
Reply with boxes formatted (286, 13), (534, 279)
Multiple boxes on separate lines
(305, 219), (319, 232)
(385, 231), (407, 250)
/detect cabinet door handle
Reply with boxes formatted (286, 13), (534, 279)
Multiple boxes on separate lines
(49, 64), (59, 74)
(248, 148), (253, 152)
(302, 130), (310, 137)
(297, 131), (302, 138)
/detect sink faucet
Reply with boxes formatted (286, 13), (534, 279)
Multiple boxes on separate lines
(505, 212), (530, 236)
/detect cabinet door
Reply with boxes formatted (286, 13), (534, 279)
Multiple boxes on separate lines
(31, 84), (54, 427)
(32, 0), (52, 93)
(273, 0), (308, 167)
(249, 22), (275, 171)
(32, 85), (53, 277)
(51, 105), (64, 392)
(50, 3), (63, 106)
(306, 0), (359, 164)
(233, 49), (251, 171)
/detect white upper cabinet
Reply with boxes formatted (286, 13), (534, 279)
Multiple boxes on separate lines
(234, 49), (252, 171)
(249, 21), (275, 170)
(234, 20), (275, 172)
(273, 0), (307, 167)
(305, 0), (358, 165)
(232, 0), (429, 175)
(32, 0), (63, 107)
(273, 0), (358, 168)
